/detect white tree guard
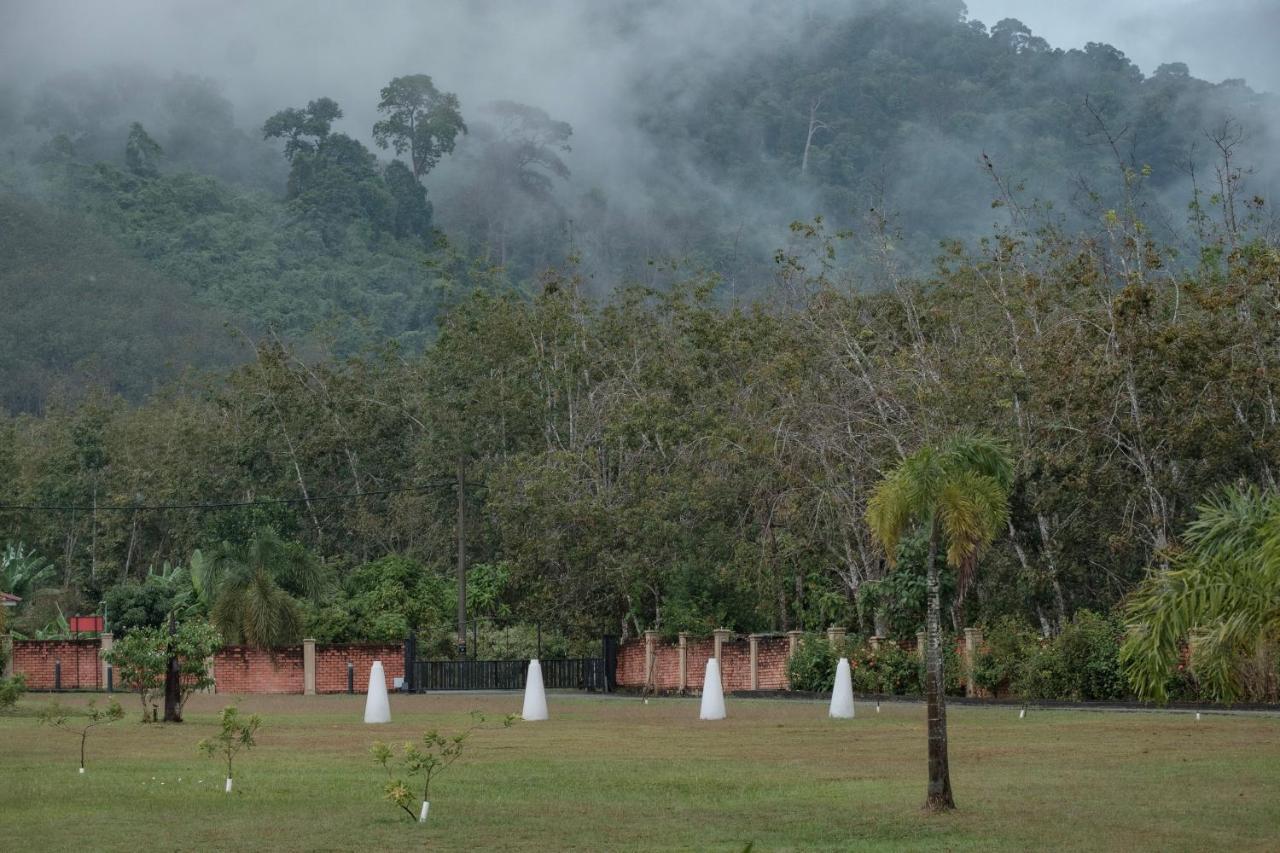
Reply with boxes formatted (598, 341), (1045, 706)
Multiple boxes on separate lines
(699, 658), (726, 720)
(829, 657), (855, 719)
(364, 660), (391, 724)
(522, 659), (549, 721)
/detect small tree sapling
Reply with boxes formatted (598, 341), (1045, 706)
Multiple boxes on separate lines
(0, 673), (27, 711)
(372, 711), (515, 823)
(39, 698), (125, 772)
(198, 705), (261, 793)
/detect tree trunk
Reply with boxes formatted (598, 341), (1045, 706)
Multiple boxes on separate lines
(924, 520), (955, 811)
(163, 613), (182, 723)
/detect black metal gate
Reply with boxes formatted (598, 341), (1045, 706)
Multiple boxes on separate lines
(403, 633), (618, 692)
(412, 657), (606, 691)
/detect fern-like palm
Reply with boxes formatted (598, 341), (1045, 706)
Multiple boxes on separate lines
(1121, 486), (1280, 703)
(866, 435), (1012, 812)
(208, 529), (327, 648)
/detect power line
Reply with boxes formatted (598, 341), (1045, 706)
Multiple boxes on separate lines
(0, 480), (469, 513)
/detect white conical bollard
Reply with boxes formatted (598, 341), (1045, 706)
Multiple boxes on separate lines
(522, 659), (549, 721)
(364, 660), (391, 724)
(699, 658), (726, 720)
(829, 657), (855, 719)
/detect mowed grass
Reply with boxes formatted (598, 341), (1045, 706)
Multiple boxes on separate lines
(2, 691), (1278, 852)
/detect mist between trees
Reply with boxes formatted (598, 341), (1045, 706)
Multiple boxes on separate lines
(1, 0), (1279, 648)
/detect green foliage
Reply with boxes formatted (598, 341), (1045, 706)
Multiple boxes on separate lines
(372, 75), (466, 179)
(104, 577), (175, 634)
(199, 705), (261, 784)
(785, 635), (842, 692)
(209, 529), (326, 648)
(971, 618), (1039, 695)
(0, 543), (55, 602)
(0, 673), (26, 710)
(104, 619), (220, 719)
(124, 122), (163, 178)
(1012, 611), (1127, 701)
(372, 711), (513, 821)
(1122, 486), (1280, 703)
(39, 698), (124, 770)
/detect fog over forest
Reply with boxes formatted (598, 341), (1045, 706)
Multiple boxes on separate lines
(2, 0), (1279, 409)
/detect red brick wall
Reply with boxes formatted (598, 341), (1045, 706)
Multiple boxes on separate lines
(213, 645), (304, 694)
(11, 639), (101, 689)
(315, 644), (403, 694)
(614, 635), (794, 693)
(11, 638), (405, 695)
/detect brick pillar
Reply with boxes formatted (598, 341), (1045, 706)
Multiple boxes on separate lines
(748, 634), (761, 690)
(826, 626), (847, 648)
(644, 630), (659, 686)
(303, 638), (317, 696)
(916, 631), (927, 661)
(713, 628), (733, 661)
(677, 632), (688, 692)
(787, 630), (804, 658)
(963, 627), (983, 698)
(99, 632), (114, 687)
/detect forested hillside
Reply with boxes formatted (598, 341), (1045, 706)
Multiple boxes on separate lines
(2, 1), (1279, 654)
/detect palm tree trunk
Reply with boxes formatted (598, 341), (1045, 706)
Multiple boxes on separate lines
(924, 519), (955, 811)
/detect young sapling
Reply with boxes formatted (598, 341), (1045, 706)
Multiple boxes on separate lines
(372, 711), (515, 823)
(39, 698), (125, 773)
(198, 705), (261, 793)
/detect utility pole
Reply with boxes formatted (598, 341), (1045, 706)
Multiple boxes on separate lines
(456, 455), (467, 657)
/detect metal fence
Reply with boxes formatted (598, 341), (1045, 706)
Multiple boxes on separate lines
(413, 656), (607, 691)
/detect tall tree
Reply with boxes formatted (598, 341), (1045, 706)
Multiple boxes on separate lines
(262, 97), (343, 162)
(866, 435), (1013, 811)
(372, 75), (466, 179)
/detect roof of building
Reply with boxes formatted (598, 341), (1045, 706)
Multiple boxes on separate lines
(1, 591), (21, 605)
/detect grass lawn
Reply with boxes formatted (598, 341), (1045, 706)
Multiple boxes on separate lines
(2, 691), (1278, 851)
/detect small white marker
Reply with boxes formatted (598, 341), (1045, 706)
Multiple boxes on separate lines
(1195, 712), (1201, 721)
(1019, 707), (1026, 719)
(79, 767), (85, 774)
(876, 701), (881, 713)
(225, 777), (233, 794)
(418, 801), (430, 823)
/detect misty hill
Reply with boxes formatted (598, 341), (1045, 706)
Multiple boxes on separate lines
(1, 0), (1277, 412)
(0, 194), (244, 413)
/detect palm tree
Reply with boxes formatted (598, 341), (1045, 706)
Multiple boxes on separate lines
(866, 435), (1013, 811)
(208, 529), (327, 648)
(1121, 486), (1280, 703)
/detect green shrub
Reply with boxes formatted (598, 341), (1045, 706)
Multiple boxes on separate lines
(847, 642), (921, 695)
(1012, 610), (1128, 701)
(0, 673), (26, 710)
(786, 636), (840, 692)
(973, 617), (1038, 695)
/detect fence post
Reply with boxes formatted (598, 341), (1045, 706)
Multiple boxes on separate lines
(826, 626), (847, 648)
(677, 632), (688, 693)
(54, 659), (62, 691)
(643, 630), (658, 687)
(99, 632), (114, 689)
(303, 638), (316, 696)
(404, 631), (417, 693)
(963, 627), (983, 697)
(748, 634), (761, 691)
(602, 635), (618, 692)
(347, 661), (354, 694)
(713, 628), (733, 662)
(916, 631), (927, 661)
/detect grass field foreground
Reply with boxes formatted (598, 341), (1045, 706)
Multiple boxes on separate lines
(2, 691), (1278, 851)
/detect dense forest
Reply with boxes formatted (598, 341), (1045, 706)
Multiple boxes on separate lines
(2, 1), (1279, 655)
